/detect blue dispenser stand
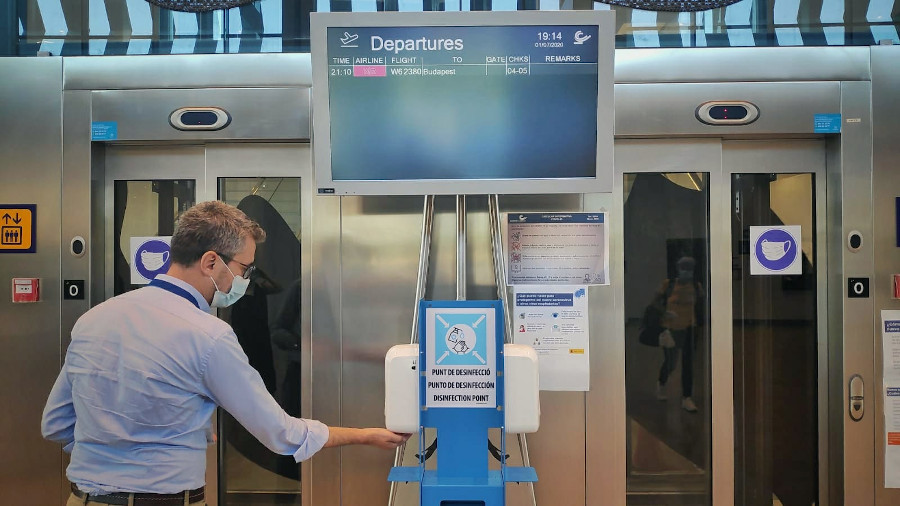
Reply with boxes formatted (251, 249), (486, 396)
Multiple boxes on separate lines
(388, 300), (537, 506)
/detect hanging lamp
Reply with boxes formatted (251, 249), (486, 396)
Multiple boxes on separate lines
(145, 0), (257, 13)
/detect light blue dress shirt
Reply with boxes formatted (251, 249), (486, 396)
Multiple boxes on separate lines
(41, 274), (329, 495)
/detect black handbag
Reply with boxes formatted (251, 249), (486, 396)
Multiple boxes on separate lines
(638, 281), (674, 347)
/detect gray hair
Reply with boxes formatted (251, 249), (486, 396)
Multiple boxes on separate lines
(170, 201), (265, 266)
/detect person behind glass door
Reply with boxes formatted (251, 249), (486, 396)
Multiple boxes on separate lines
(41, 201), (409, 506)
(271, 278), (303, 418)
(656, 256), (702, 413)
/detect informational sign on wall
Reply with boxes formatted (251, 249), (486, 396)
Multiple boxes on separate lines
(507, 213), (608, 286)
(130, 236), (172, 284)
(0, 204), (36, 253)
(882, 310), (900, 488)
(424, 304), (497, 409)
(813, 113), (841, 134)
(749, 225), (802, 275)
(513, 285), (589, 391)
(91, 121), (118, 141)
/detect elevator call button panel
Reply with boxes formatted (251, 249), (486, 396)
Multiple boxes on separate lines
(0, 205), (36, 253)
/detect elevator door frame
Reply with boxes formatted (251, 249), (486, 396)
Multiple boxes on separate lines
(612, 138), (828, 505)
(97, 141), (313, 506)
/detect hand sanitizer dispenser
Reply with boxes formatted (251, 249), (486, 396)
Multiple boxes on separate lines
(384, 344), (419, 433)
(385, 342), (540, 434)
(503, 343), (540, 434)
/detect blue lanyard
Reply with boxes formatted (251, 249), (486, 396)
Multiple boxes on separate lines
(149, 278), (201, 310)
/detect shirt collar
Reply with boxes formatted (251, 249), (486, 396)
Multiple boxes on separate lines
(155, 274), (211, 312)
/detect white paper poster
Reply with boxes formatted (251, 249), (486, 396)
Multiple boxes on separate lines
(130, 236), (172, 284)
(507, 213), (608, 286)
(424, 306), (497, 409)
(882, 310), (900, 487)
(513, 285), (589, 391)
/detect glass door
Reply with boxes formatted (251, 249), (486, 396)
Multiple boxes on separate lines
(204, 144), (311, 506)
(103, 145), (204, 299)
(725, 141), (825, 506)
(100, 143), (312, 506)
(619, 139), (718, 505)
(623, 170), (712, 503)
(615, 138), (826, 506)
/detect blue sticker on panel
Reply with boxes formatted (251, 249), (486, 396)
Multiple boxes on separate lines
(813, 114), (841, 133)
(91, 121), (118, 141)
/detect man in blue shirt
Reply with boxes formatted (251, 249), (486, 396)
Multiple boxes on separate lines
(42, 201), (409, 506)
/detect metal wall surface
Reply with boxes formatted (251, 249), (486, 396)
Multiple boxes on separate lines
(0, 58), (65, 505)
(61, 47), (868, 92)
(60, 89), (94, 506)
(872, 45), (900, 506)
(308, 186), (342, 506)
(328, 194), (591, 506)
(614, 82), (840, 137)
(0, 46), (888, 506)
(91, 88), (310, 141)
(63, 54), (313, 90)
(62, 89), (93, 383)
(614, 47), (870, 84)
(836, 80), (876, 506)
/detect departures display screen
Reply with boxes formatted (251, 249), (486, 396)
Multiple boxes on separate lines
(325, 24), (600, 181)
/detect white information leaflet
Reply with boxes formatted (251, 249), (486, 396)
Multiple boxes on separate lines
(507, 213), (608, 286)
(882, 310), (900, 487)
(425, 306), (497, 409)
(513, 285), (589, 391)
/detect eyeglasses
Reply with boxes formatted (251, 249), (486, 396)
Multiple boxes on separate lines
(216, 253), (256, 279)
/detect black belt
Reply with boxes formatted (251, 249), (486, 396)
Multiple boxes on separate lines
(71, 484), (204, 506)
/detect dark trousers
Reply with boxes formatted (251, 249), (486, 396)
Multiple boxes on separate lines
(658, 327), (694, 398)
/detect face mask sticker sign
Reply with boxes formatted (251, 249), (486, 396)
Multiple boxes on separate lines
(749, 226), (802, 276)
(131, 237), (172, 284)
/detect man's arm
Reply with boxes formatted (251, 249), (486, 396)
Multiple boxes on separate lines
(203, 332), (408, 461)
(324, 427), (410, 450)
(41, 367), (76, 452)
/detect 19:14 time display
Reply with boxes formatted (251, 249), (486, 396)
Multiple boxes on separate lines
(536, 31), (562, 41)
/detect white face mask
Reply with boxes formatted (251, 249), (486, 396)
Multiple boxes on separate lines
(210, 260), (250, 308)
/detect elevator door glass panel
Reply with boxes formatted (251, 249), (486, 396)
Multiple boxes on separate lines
(624, 172), (712, 505)
(112, 180), (196, 295)
(732, 173), (817, 506)
(216, 177), (303, 506)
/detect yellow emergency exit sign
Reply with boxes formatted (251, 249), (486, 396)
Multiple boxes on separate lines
(0, 205), (36, 253)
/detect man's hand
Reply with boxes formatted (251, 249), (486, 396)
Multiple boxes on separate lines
(363, 428), (412, 450)
(324, 426), (411, 450)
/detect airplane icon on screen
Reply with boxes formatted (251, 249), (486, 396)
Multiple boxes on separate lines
(340, 32), (359, 47)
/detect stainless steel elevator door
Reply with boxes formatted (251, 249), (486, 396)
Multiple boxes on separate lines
(616, 138), (826, 506)
(99, 143), (312, 506)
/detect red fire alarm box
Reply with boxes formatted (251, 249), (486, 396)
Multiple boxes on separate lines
(12, 278), (40, 303)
